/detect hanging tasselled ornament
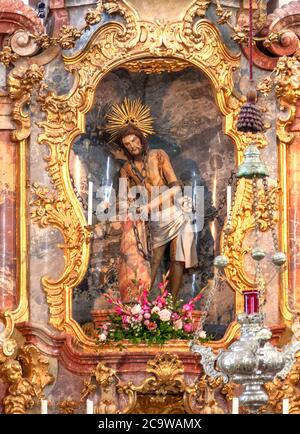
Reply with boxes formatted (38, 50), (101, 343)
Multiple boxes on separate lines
(237, 87), (264, 134)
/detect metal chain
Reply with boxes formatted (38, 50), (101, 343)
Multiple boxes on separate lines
(262, 176), (279, 251)
(132, 220), (152, 262)
(192, 270), (223, 342)
(222, 176), (239, 255)
(70, 174), (88, 211)
(252, 176), (266, 307)
(129, 153), (153, 262)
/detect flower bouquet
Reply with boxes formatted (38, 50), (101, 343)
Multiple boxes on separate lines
(97, 272), (209, 346)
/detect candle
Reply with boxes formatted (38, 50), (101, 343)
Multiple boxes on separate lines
(74, 154), (81, 192)
(88, 181), (93, 225)
(244, 290), (259, 314)
(86, 399), (94, 414)
(227, 186), (232, 220)
(282, 398), (289, 414)
(41, 399), (48, 414)
(232, 397), (239, 414)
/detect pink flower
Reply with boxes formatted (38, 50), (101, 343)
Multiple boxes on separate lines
(144, 320), (150, 326)
(131, 304), (142, 315)
(171, 312), (180, 322)
(142, 289), (150, 302)
(144, 312), (151, 320)
(121, 315), (129, 325)
(156, 296), (166, 308)
(151, 306), (160, 314)
(183, 322), (193, 333)
(159, 308), (172, 322)
(182, 303), (193, 313)
(115, 306), (123, 315)
(174, 319), (183, 330)
(147, 322), (157, 330)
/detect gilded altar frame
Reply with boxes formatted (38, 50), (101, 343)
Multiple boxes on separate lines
(7, 0), (292, 352)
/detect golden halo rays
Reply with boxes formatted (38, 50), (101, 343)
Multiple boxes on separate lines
(106, 98), (155, 142)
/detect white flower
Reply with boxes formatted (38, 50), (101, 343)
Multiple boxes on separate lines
(131, 304), (142, 315)
(174, 319), (183, 330)
(199, 330), (207, 339)
(99, 333), (107, 342)
(151, 306), (161, 314)
(159, 308), (172, 322)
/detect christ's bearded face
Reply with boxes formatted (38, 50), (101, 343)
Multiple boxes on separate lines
(121, 134), (143, 157)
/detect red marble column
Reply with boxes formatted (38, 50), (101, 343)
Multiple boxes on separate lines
(0, 90), (17, 310)
(288, 102), (300, 310)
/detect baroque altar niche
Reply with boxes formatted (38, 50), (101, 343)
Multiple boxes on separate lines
(69, 66), (235, 338)
(26, 7), (247, 351)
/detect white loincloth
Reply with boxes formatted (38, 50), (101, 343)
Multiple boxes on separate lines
(150, 203), (198, 268)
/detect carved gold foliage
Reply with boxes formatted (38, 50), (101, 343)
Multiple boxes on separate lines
(81, 354), (300, 414)
(81, 362), (119, 414)
(81, 362), (119, 402)
(0, 312), (17, 364)
(183, 373), (226, 414)
(30, 183), (92, 331)
(85, 2), (104, 28)
(216, 9), (232, 26)
(0, 350), (53, 414)
(0, 315), (54, 414)
(8, 64), (45, 141)
(257, 77), (273, 97)
(0, 46), (18, 67)
(231, 29), (249, 45)
(143, 353), (185, 395)
(33, 1), (104, 50)
(118, 354), (226, 414)
(103, 0), (138, 43)
(257, 55), (300, 145)
(223, 179), (279, 293)
(182, 0), (211, 42)
(17, 344), (54, 398)
(59, 400), (80, 414)
(275, 56), (300, 145)
(1, 359), (36, 414)
(122, 58), (190, 74)
(261, 353), (300, 414)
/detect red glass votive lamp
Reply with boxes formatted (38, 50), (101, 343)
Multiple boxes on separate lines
(243, 290), (259, 314)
